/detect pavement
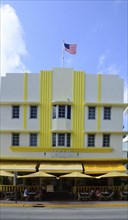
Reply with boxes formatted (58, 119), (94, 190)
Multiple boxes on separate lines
(0, 199), (128, 208)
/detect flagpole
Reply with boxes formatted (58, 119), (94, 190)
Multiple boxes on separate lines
(62, 40), (64, 67)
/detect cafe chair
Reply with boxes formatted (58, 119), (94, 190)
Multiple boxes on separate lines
(120, 192), (128, 200)
(78, 192), (92, 201)
(107, 192), (115, 200)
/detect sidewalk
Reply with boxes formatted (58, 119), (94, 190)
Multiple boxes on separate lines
(0, 199), (128, 208)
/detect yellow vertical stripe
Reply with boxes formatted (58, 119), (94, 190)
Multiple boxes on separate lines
(40, 70), (52, 147)
(23, 73), (28, 129)
(72, 71), (84, 148)
(97, 74), (101, 130)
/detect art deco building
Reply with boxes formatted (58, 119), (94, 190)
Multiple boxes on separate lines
(0, 68), (128, 174)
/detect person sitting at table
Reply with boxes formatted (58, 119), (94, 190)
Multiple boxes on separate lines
(23, 188), (29, 200)
(34, 187), (44, 201)
(95, 188), (101, 200)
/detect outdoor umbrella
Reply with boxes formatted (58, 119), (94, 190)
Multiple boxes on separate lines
(96, 171), (128, 179)
(0, 170), (15, 177)
(59, 172), (93, 179)
(18, 171), (56, 178)
(58, 172), (93, 194)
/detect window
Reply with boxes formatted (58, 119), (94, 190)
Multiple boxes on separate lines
(52, 105), (71, 119)
(87, 134), (95, 147)
(52, 133), (71, 147)
(53, 105), (57, 119)
(58, 133), (65, 146)
(12, 106), (19, 118)
(58, 105), (65, 118)
(29, 133), (37, 146)
(30, 106), (38, 118)
(12, 133), (19, 146)
(103, 134), (110, 147)
(104, 107), (111, 120)
(52, 133), (56, 146)
(67, 106), (71, 119)
(67, 133), (71, 147)
(88, 107), (96, 119)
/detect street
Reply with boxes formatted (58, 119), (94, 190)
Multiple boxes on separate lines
(0, 206), (128, 220)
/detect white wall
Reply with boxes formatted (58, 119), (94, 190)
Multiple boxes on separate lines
(101, 75), (124, 103)
(85, 74), (97, 102)
(52, 68), (73, 101)
(0, 74), (24, 102)
(27, 74), (40, 102)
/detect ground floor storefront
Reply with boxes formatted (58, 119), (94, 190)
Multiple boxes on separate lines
(0, 159), (128, 201)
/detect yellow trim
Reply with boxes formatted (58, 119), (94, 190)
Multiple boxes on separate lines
(51, 101), (73, 105)
(1, 157), (128, 162)
(0, 130), (40, 133)
(72, 71), (84, 148)
(51, 130), (71, 133)
(0, 102), (40, 105)
(84, 131), (128, 135)
(9, 146), (113, 153)
(97, 74), (101, 102)
(23, 73), (28, 129)
(40, 70), (52, 148)
(97, 74), (101, 130)
(84, 103), (128, 108)
(0, 102), (126, 107)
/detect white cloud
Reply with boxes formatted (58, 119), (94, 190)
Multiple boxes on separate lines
(0, 4), (29, 77)
(98, 52), (120, 75)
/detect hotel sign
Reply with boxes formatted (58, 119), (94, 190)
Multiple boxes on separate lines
(43, 150), (79, 158)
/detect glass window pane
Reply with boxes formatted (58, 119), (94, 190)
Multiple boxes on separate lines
(30, 133), (37, 146)
(52, 133), (56, 146)
(12, 106), (19, 118)
(53, 105), (56, 119)
(103, 134), (110, 147)
(12, 133), (19, 146)
(104, 107), (111, 120)
(58, 133), (65, 146)
(87, 134), (95, 147)
(88, 107), (96, 119)
(67, 133), (71, 147)
(30, 106), (37, 119)
(58, 105), (65, 118)
(67, 106), (71, 119)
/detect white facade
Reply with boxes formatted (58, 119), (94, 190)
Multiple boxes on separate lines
(0, 68), (127, 163)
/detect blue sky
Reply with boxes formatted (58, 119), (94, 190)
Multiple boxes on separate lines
(1, 0), (128, 105)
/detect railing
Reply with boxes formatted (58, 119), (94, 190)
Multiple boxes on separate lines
(73, 185), (127, 194)
(0, 185), (40, 193)
(0, 184), (127, 194)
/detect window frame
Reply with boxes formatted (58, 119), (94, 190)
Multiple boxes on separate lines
(12, 133), (20, 146)
(103, 134), (110, 147)
(29, 133), (38, 146)
(52, 133), (71, 147)
(12, 106), (20, 119)
(52, 105), (71, 119)
(87, 134), (95, 147)
(88, 106), (96, 120)
(103, 107), (111, 120)
(30, 106), (38, 119)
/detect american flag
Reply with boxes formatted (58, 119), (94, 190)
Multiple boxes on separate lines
(64, 43), (77, 54)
